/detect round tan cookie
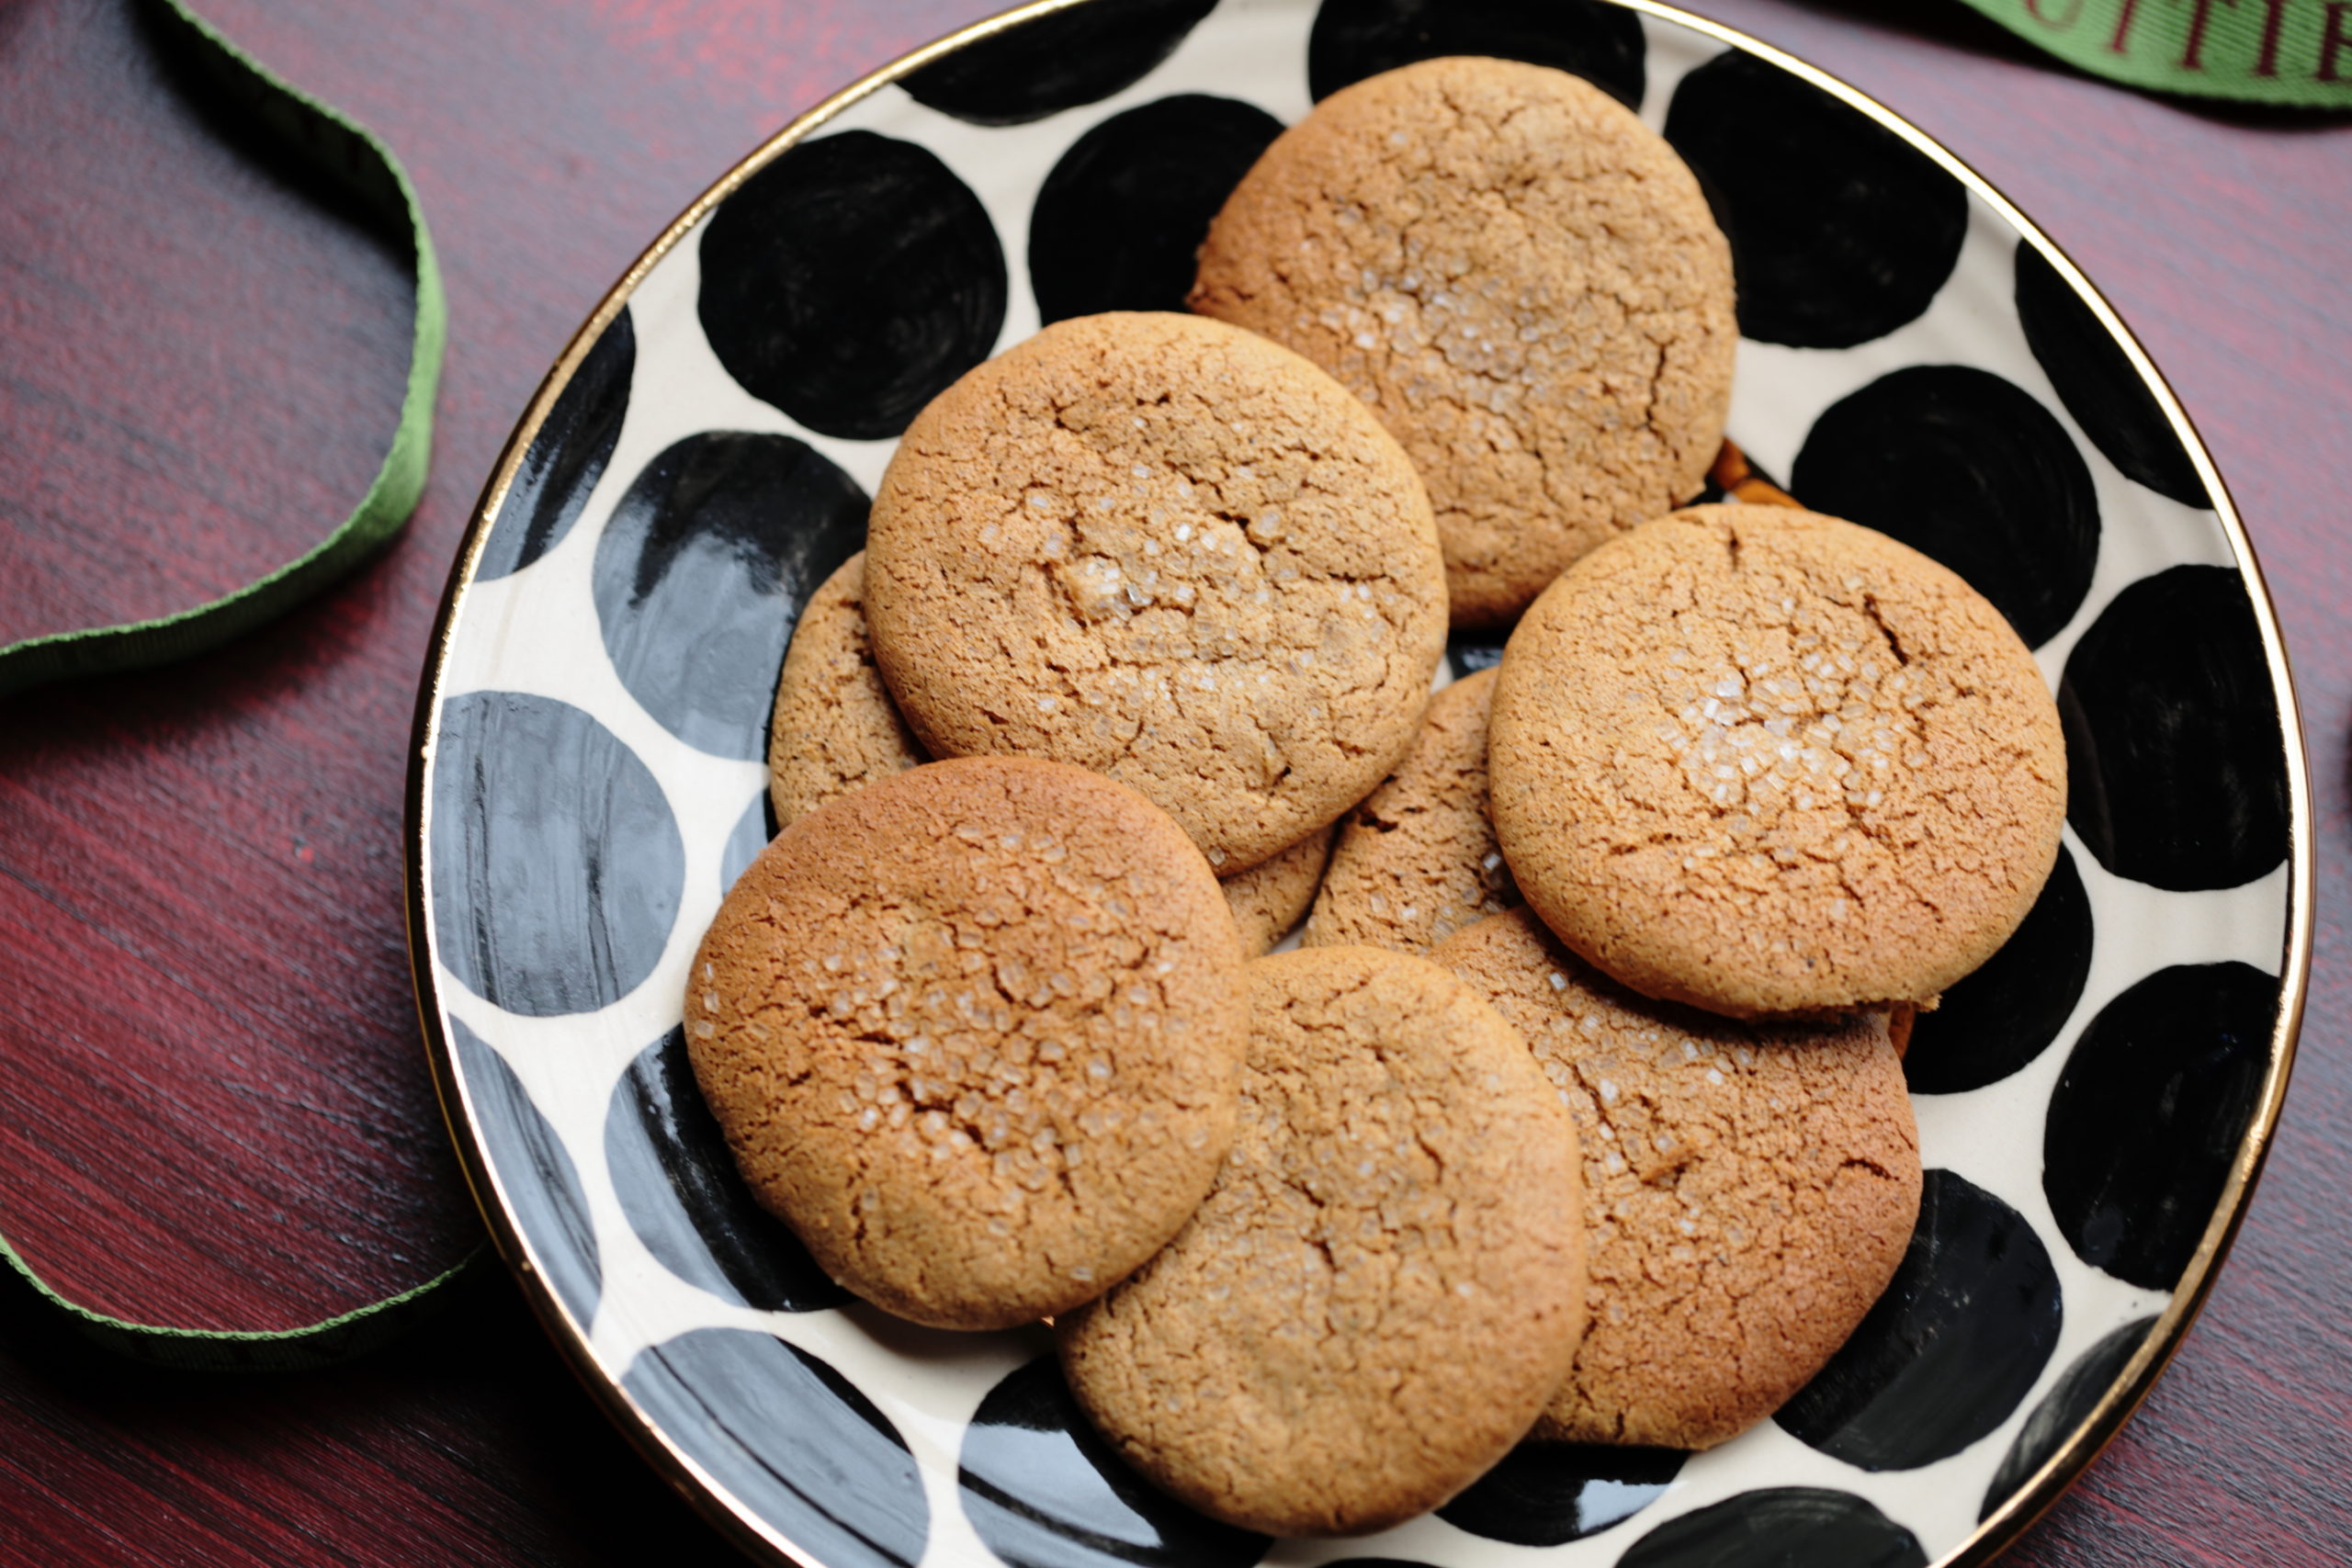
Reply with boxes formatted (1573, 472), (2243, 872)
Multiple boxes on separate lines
(1304, 666), (1518, 951)
(768, 552), (931, 826)
(1221, 823), (1335, 956)
(1190, 56), (1736, 627)
(687, 756), (1248, 1330)
(1435, 908), (1919, 1450)
(1058, 946), (1586, 1537)
(1489, 505), (2066, 1018)
(864, 311), (1448, 875)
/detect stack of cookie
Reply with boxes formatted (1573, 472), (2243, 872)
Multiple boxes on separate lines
(695, 52), (2067, 1539)
(1287, 495), (2072, 1458)
(713, 297), (1579, 1530)
(767, 305), (1440, 956)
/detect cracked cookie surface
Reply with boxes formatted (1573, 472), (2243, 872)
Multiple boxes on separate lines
(1435, 908), (1918, 1450)
(769, 551), (931, 826)
(1223, 823), (1335, 955)
(1190, 56), (1736, 627)
(769, 553), (1329, 951)
(688, 756), (1247, 1330)
(1489, 504), (2066, 1018)
(1305, 666), (1518, 951)
(1057, 945), (1586, 1536)
(865, 311), (1448, 875)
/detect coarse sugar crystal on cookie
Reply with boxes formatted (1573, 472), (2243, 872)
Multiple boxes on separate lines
(1304, 665), (1517, 951)
(863, 310), (1449, 876)
(768, 551), (930, 827)
(1190, 55), (1736, 628)
(688, 755), (1248, 1331)
(1057, 945), (1586, 1537)
(1435, 908), (1919, 1450)
(1488, 504), (2066, 1019)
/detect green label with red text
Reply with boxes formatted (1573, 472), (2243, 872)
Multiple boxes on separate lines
(1956, 0), (2352, 105)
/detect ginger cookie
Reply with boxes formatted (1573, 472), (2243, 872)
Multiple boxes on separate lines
(688, 756), (1248, 1331)
(1221, 823), (1335, 956)
(1190, 56), (1736, 627)
(1435, 908), (1919, 1450)
(768, 551), (930, 826)
(1058, 946), (1586, 1537)
(864, 310), (1448, 876)
(1489, 504), (2066, 1018)
(1304, 666), (1517, 951)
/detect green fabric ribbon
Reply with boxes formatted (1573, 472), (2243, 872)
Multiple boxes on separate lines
(1953, 0), (2352, 106)
(0, 1233), (473, 1373)
(0, 0), (467, 1370)
(0, 0), (446, 702)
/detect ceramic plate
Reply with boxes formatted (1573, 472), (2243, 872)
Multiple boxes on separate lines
(406, 3), (2312, 1565)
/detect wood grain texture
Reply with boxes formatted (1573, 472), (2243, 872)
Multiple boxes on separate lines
(0, 0), (2343, 1562)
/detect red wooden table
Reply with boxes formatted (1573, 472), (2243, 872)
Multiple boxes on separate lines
(2, 0), (2345, 1562)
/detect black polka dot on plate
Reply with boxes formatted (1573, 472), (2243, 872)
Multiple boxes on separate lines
(623, 1328), (928, 1568)
(1791, 365), (2099, 648)
(721, 789), (775, 896)
(1029, 94), (1283, 325)
(1980, 1315), (2158, 1521)
(429, 692), (684, 1018)
(605, 1028), (854, 1314)
(1436, 1439), (1683, 1545)
(1665, 51), (1966, 349)
(1904, 847), (2092, 1096)
(1617, 1488), (1927, 1568)
(1447, 630), (1508, 681)
(1307, 0), (1645, 107)
(479, 307), (635, 581)
(2015, 243), (2207, 508)
(2060, 564), (2289, 891)
(1777, 1169), (2063, 1472)
(699, 131), (1005, 440)
(448, 1017), (601, 1325)
(594, 431), (866, 760)
(2044, 963), (2275, 1291)
(959, 1355), (1270, 1568)
(901, 0), (1218, 127)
